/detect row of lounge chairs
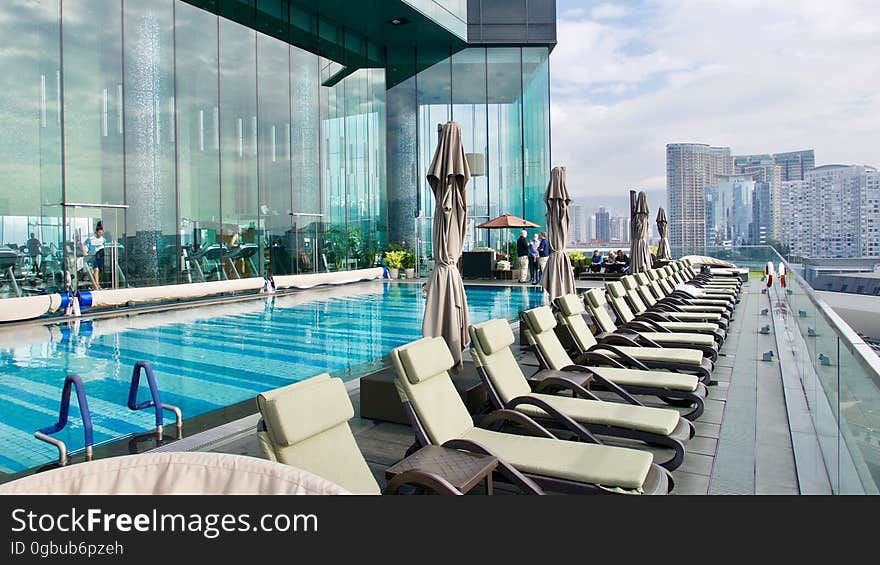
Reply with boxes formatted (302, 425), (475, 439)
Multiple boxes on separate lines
(257, 258), (743, 495)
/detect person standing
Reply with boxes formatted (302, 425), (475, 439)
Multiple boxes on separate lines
(81, 222), (106, 289)
(516, 229), (530, 283)
(528, 233), (540, 284)
(26, 233), (41, 276)
(537, 231), (550, 284)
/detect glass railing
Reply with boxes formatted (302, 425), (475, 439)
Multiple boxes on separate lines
(691, 245), (880, 494)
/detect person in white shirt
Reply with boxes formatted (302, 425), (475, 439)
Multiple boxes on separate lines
(82, 223), (106, 289)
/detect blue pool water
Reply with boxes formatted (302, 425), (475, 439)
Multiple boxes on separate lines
(0, 283), (546, 474)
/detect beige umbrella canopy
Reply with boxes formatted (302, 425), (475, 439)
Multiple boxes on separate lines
(475, 214), (539, 229)
(629, 191), (652, 274)
(656, 206), (672, 261)
(541, 167), (576, 300)
(422, 121), (471, 369)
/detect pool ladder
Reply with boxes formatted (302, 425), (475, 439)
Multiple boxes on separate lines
(34, 361), (182, 466)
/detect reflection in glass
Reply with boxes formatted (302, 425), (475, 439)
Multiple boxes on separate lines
(219, 18), (258, 279)
(175, 0), (220, 283)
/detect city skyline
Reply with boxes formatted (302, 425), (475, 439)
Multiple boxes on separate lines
(548, 0), (880, 201)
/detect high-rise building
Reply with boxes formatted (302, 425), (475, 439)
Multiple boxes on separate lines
(571, 204), (586, 244)
(750, 181), (772, 245)
(773, 149), (816, 181)
(666, 143), (732, 252)
(595, 207), (611, 243)
(609, 216), (629, 244)
(733, 154), (783, 239)
(781, 165), (880, 258)
(704, 174), (754, 245)
(0, 0), (556, 292)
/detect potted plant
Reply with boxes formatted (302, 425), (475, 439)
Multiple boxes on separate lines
(402, 251), (416, 279)
(383, 250), (406, 279)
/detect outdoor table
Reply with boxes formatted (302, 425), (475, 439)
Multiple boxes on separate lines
(384, 445), (498, 495)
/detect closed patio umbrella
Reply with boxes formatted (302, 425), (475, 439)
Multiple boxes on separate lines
(629, 191), (652, 274)
(541, 166), (575, 300)
(422, 121), (471, 369)
(656, 206), (671, 262)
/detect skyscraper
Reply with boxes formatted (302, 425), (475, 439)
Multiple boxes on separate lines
(595, 207), (611, 243)
(781, 165), (879, 258)
(733, 154), (782, 239)
(773, 149), (816, 181)
(571, 204), (586, 244)
(704, 174), (754, 245)
(667, 143), (732, 252)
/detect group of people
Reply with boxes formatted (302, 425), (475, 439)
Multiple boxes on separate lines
(516, 230), (550, 285)
(588, 249), (630, 273)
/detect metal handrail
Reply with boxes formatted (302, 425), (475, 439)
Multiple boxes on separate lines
(128, 361), (182, 441)
(34, 374), (94, 466)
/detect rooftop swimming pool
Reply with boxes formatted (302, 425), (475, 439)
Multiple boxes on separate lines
(0, 283), (546, 475)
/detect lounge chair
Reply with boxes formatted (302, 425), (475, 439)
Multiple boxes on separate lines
(519, 306), (708, 419)
(629, 273), (734, 315)
(634, 271), (735, 310)
(555, 292), (719, 361)
(606, 280), (729, 329)
(677, 259), (742, 287)
(257, 374), (462, 495)
(469, 319), (694, 470)
(621, 275), (731, 318)
(553, 295), (717, 373)
(587, 287), (727, 345)
(391, 336), (674, 494)
(654, 267), (738, 300)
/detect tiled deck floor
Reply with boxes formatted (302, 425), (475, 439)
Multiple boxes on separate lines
(213, 278), (800, 494)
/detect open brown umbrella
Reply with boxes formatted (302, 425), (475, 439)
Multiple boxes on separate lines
(541, 167), (576, 300)
(475, 213), (539, 229)
(476, 214), (539, 264)
(629, 191), (652, 273)
(656, 206), (671, 261)
(422, 122), (471, 369)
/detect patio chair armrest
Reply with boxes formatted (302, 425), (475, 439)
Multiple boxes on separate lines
(572, 350), (628, 369)
(631, 333), (664, 348)
(584, 343), (652, 372)
(652, 303), (683, 313)
(533, 375), (601, 401)
(383, 469), (464, 495)
(626, 319), (671, 333)
(594, 333), (642, 348)
(561, 365), (643, 406)
(479, 409), (557, 439)
(640, 311), (683, 323)
(506, 396), (601, 444)
(441, 438), (544, 495)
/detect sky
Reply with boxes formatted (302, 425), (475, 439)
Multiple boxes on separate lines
(550, 0), (880, 212)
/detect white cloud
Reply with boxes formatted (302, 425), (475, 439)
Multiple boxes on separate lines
(590, 3), (630, 21)
(550, 0), (880, 204)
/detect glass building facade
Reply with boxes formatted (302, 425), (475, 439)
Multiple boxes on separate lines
(0, 0), (552, 296)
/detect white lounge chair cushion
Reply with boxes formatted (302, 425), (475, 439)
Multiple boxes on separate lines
(659, 321), (719, 333)
(397, 336), (455, 383)
(269, 423), (381, 495)
(635, 332), (716, 347)
(522, 305), (557, 333)
(556, 293), (585, 316)
(462, 427), (652, 490)
(588, 366), (699, 392)
(663, 311), (722, 322)
(676, 304), (727, 313)
(593, 345), (703, 366)
(471, 319), (516, 355)
(261, 377), (353, 446)
(517, 393), (680, 436)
